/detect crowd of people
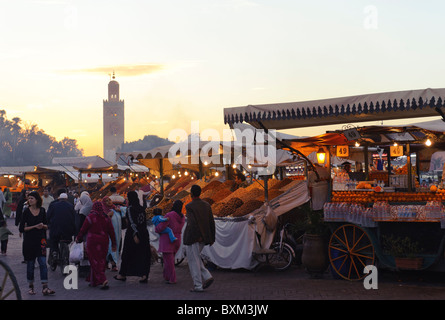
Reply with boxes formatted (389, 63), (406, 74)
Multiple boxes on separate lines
(0, 183), (216, 296)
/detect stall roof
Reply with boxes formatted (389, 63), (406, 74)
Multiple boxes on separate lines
(0, 166), (35, 175)
(280, 119), (445, 157)
(117, 139), (228, 175)
(118, 139), (225, 160)
(35, 165), (79, 181)
(224, 88), (445, 130)
(52, 156), (117, 172)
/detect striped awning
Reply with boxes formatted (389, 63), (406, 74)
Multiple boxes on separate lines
(224, 88), (445, 130)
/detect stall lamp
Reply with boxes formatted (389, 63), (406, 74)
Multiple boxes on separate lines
(215, 172), (219, 177)
(204, 161), (208, 166)
(232, 164), (237, 169)
(425, 139), (432, 147)
(355, 141), (360, 147)
(393, 142), (398, 147)
(316, 147), (326, 164)
(172, 175), (176, 179)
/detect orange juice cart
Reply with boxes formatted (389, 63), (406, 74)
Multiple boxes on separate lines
(224, 88), (445, 280)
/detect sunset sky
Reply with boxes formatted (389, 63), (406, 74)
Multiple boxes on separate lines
(1, 0), (445, 157)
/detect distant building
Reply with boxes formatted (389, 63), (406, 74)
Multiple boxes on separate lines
(103, 72), (125, 163)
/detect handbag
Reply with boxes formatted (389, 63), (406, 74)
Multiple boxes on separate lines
(69, 242), (84, 263)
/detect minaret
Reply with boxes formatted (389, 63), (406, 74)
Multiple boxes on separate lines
(103, 72), (125, 162)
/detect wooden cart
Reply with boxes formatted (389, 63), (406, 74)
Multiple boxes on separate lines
(327, 217), (445, 281)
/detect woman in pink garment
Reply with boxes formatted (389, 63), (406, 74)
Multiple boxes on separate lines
(155, 200), (185, 284)
(76, 201), (117, 289)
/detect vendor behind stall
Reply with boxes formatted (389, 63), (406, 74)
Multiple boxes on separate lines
(231, 172), (249, 191)
(342, 161), (365, 181)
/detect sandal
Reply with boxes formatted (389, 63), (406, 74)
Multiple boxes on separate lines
(28, 287), (36, 295)
(42, 287), (55, 296)
(100, 280), (109, 290)
(113, 275), (126, 281)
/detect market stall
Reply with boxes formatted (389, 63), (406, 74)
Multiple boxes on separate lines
(224, 87), (445, 278)
(117, 138), (228, 196)
(147, 173), (310, 270)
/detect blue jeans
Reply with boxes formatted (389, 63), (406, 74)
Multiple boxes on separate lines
(26, 256), (48, 284)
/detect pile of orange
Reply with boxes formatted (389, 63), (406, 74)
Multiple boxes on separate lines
(331, 190), (445, 204)
(331, 191), (373, 204)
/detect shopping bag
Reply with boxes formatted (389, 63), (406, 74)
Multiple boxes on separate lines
(69, 242), (84, 263)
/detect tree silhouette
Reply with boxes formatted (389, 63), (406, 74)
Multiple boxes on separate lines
(0, 110), (83, 166)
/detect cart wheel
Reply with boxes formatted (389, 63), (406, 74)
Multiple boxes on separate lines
(0, 260), (22, 300)
(329, 224), (375, 281)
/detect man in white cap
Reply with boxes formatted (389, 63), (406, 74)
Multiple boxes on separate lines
(46, 189), (76, 262)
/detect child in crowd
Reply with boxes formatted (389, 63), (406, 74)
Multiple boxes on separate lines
(0, 220), (13, 255)
(152, 208), (177, 243)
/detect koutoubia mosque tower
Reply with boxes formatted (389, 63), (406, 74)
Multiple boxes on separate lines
(103, 72), (125, 162)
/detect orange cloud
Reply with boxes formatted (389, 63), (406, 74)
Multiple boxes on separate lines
(60, 64), (166, 76)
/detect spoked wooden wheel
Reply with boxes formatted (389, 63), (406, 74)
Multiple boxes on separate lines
(329, 224), (375, 281)
(0, 260), (22, 300)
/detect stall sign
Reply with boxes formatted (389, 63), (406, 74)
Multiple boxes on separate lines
(337, 145), (349, 157)
(343, 128), (361, 141)
(390, 145), (404, 157)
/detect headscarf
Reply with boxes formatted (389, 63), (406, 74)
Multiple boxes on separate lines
(171, 200), (184, 216)
(78, 192), (93, 216)
(102, 196), (116, 213)
(127, 190), (141, 208)
(91, 201), (106, 215)
(80, 191), (89, 197)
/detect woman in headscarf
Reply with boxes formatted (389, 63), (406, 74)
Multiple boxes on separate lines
(102, 196), (126, 271)
(76, 201), (116, 289)
(155, 200), (185, 284)
(74, 191), (93, 235)
(114, 191), (151, 283)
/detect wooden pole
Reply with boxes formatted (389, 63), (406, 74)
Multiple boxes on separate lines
(407, 143), (412, 192)
(159, 158), (164, 195)
(364, 145), (369, 181)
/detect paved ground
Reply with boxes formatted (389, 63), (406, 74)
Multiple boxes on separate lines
(2, 217), (445, 308)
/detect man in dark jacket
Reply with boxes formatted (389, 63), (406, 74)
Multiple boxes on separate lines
(183, 185), (215, 292)
(46, 191), (76, 258)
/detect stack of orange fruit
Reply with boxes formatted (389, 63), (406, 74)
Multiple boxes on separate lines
(331, 190), (445, 203)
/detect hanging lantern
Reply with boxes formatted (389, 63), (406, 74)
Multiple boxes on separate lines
(425, 138), (432, 147)
(316, 147), (326, 164)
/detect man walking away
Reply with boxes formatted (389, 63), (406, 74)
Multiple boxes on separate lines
(183, 185), (215, 292)
(46, 192), (76, 260)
